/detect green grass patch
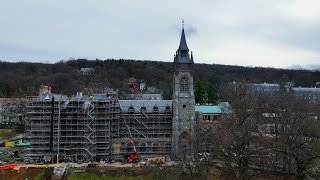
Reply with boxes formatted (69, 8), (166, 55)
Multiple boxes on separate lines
(67, 171), (179, 180)
(34, 169), (46, 180)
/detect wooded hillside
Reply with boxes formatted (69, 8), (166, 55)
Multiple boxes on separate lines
(0, 59), (319, 99)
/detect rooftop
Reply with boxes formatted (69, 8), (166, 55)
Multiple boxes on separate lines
(195, 102), (232, 114)
(119, 100), (172, 113)
(292, 87), (320, 92)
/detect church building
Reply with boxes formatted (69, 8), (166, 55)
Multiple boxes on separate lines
(25, 24), (196, 162)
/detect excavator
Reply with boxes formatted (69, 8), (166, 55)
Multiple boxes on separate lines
(124, 125), (139, 163)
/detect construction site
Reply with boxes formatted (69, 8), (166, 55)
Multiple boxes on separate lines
(0, 25), (200, 179)
(23, 86), (173, 163)
(22, 25), (195, 164)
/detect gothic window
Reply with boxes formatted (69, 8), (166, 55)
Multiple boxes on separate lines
(179, 132), (190, 154)
(180, 76), (189, 93)
(153, 106), (159, 112)
(128, 106), (134, 113)
(141, 106), (146, 113)
(152, 142), (160, 152)
(165, 105), (171, 113)
(139, 142), (146, 152)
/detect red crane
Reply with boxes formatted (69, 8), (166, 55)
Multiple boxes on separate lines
(125, 125), (139, 163)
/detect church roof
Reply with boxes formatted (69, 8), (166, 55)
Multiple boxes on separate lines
(119, 100), (172, 113)
(178, 28), (189, 51)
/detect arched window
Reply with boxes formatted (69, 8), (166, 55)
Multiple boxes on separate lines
(153, 106), (159, 112)
(152, 142), (160, 152)
(128, 106), (134, 113)
(139, 142), (146, 152)
(141, 106), (146, 113)
(165, 105), (171, 113)
(179, 132), (190, 154)
(180, 76), (189, 93)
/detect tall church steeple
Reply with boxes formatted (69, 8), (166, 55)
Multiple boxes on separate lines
(172, 20), (195, 157)
(174, 21), (193, 64)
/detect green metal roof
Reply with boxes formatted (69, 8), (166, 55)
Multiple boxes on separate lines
(195, 102), (232, 114)
(195, 106), (221, 114)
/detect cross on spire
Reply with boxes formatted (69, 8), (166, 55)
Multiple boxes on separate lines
(182, 19), (184, 29)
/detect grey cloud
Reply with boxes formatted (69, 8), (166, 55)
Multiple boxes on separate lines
(1, 0), (320, 68)
(184, 24), (197, 37)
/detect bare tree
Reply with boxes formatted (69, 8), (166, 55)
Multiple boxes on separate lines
(194, 83), (320, 179)
(263, 92), (320, 179)
(193, 83), (265, 179)
(176, 82), (320, 180)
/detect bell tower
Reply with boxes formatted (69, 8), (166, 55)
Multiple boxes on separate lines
(172, 21), (195, 156)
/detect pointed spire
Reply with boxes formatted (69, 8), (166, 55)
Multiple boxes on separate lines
(175, 20), (192, 63)
(178, 20), (189, 51)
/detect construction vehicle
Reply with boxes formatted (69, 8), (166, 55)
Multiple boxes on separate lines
(124, 125), (139, 163)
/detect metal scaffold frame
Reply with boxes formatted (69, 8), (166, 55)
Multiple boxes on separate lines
(26, 96), (121, 162)
(26, 97), (52, 157)
(114, 101), (172, 159)
(26, 96), (173, 162)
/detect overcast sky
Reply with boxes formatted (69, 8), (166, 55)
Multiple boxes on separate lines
(1, 0), (320, 69)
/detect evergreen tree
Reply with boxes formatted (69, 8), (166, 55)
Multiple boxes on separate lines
(206, 83), (218, 104)
(3, 83), (13, 98)
(194, 80), (206, 104)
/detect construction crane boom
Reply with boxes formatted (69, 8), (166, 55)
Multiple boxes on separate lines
(125, 124), (139, 163)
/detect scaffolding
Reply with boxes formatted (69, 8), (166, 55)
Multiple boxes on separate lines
(25, 96), (52, 157)
(26, 94), (120, 162)
(115, 100), (172, 159)
(26, 96), (172, 162)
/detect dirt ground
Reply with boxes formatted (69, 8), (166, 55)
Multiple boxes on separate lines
(0, 167), (46, 180)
